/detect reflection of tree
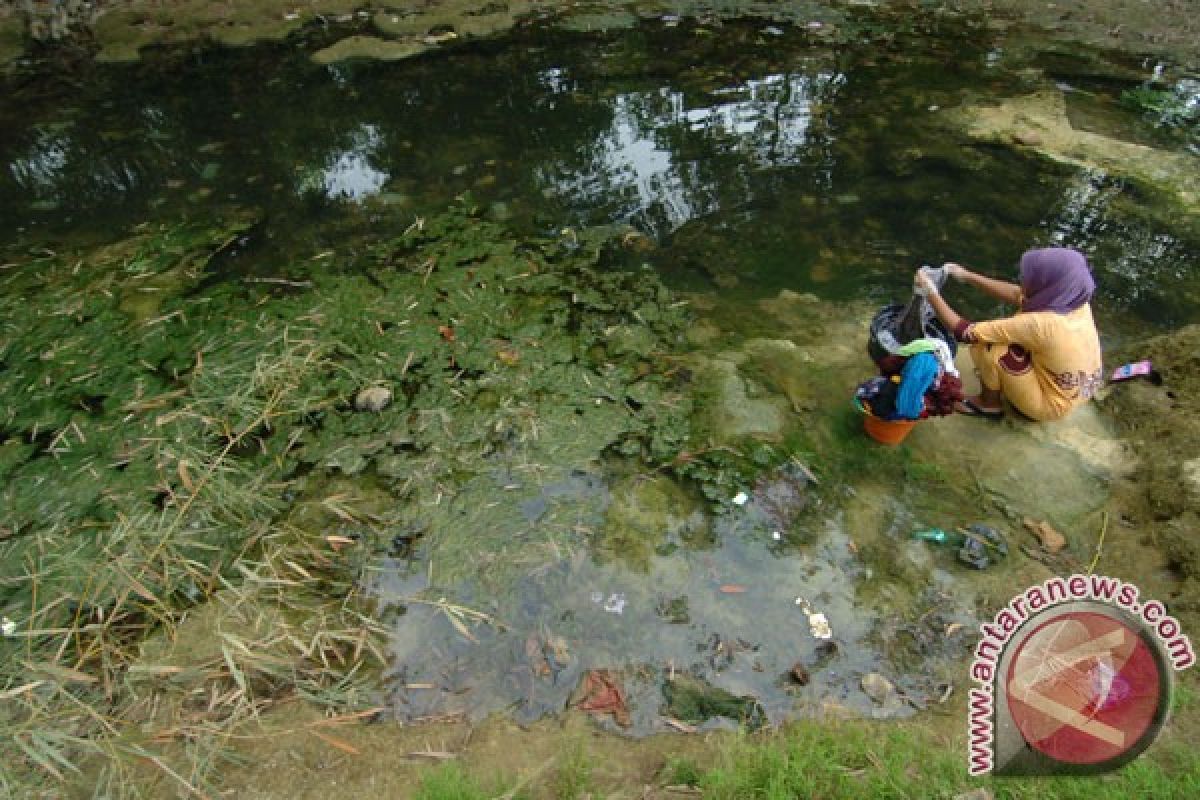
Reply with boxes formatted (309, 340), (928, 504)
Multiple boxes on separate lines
(537, 70), (843, 238)
(1042, 169), (1199, 321)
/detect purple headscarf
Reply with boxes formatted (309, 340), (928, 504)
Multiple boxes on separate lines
(1019, 247), (1095, 314)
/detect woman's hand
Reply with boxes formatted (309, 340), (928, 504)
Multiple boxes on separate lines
(943, 262), (966, 281)
(914, 269), (938, 297)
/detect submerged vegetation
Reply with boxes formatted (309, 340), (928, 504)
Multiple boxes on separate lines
(0, 201), (709, 795)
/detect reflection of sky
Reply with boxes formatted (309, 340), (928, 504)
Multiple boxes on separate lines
(321, 123), (388, 201)
(538, 71), (841, 235)
(1045, 168), (1120, 247)
(9, 127), (70, 197)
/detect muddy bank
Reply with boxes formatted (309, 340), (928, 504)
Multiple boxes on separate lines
(1100, 324), (1200, 624)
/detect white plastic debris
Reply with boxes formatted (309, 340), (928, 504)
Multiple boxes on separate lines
(602, 593), (627, 614)
(732, 491), (749, 506)
(2, 617), (16, 637)
(795, 597), (833, 639)
(771, 531), (783, 541)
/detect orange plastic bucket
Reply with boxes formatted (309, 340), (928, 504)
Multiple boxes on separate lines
(863, 413), (917, 445)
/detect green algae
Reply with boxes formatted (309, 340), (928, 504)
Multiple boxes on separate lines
(663, 673), (766, 729)
(0, 200), (707, 793)
(598, 475), (706, 570)
(88, 1), (363, 63)
(312, 35), (431, 65)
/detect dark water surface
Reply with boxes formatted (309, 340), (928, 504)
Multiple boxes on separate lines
(2, 17), (1196, 327)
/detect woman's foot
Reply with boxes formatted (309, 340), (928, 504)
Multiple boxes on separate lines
(955, 395), (1004, 419)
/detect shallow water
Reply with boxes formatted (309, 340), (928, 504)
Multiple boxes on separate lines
(2, 16), (1196, 324)
(1, 12), (1196, 737)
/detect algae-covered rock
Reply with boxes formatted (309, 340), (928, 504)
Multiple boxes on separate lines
(557, 10), (640, 33)
(741, 338), (818, 413)
(90, 1), (363, 62)
(662, 674), (765, 729)
(599, 475), (706, 569)
(0, 12), (23, 68)
(691, 357), (787, 443)
(372, 2), (531, 40)
(312, 36), (431, 65)
(354, 386), (393, 412)
(957, 89), (1199, 211)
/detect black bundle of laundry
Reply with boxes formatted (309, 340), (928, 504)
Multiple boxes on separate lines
(856, 266), (964, 421)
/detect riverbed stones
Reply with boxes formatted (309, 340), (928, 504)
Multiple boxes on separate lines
(861, 672), (906, 714)
(958, 89), (1199, 208)
(354, 386), (393, 412)
(741, 338), (817, 413)
(861, 671), (894, 704)
(312, 36), (430, 64)
(1184, 458), (1200, 503)
(601, 476), (706, 568)
(693, 358), (786, 442)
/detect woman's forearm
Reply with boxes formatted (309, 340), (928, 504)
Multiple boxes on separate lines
(956, 265), (1022, 306)
(926, 288), (964, 335)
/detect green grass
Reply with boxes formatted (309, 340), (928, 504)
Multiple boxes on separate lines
(695, 722), (1200, 800)
(406, 718), (1200, 800)
(552, 741), (594, 800)
(414, 764), (492, 800)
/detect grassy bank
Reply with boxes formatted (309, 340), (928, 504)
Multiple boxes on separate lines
(404, 715), (1200, 800)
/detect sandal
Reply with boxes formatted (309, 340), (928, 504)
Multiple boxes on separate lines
(955, 397), (1004, 420)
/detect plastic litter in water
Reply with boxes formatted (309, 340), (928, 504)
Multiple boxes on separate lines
(771, 531), (783, 541)
(913, 528), (963, 545)
(795, 597), (833, 639)
(732, 491), (749, 506)
(1, 617), (15, 637)
(602, 593), (627, 614)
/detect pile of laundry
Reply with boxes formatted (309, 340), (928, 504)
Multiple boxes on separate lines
(855, 337), (964, 420)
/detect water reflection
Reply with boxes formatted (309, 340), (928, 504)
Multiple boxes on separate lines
(1042, 168), (1193, 319)
(9, 126), (71, 207)
(538, 71), (841, 236)
(314, 122), (388, 201)
(0, 20), (1195, 326)
(1044, 168), (1121, 247)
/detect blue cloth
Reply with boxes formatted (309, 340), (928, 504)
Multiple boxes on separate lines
(894, 352), (938, 420)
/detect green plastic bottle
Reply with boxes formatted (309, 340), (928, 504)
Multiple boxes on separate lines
(913, 528), (965, 546)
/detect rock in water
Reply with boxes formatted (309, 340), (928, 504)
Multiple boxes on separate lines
(861, 672), (896, 705)
(354, 386), (392, 412)
(1023, 517), (1066, 553)
(789, 662), (811, 686)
